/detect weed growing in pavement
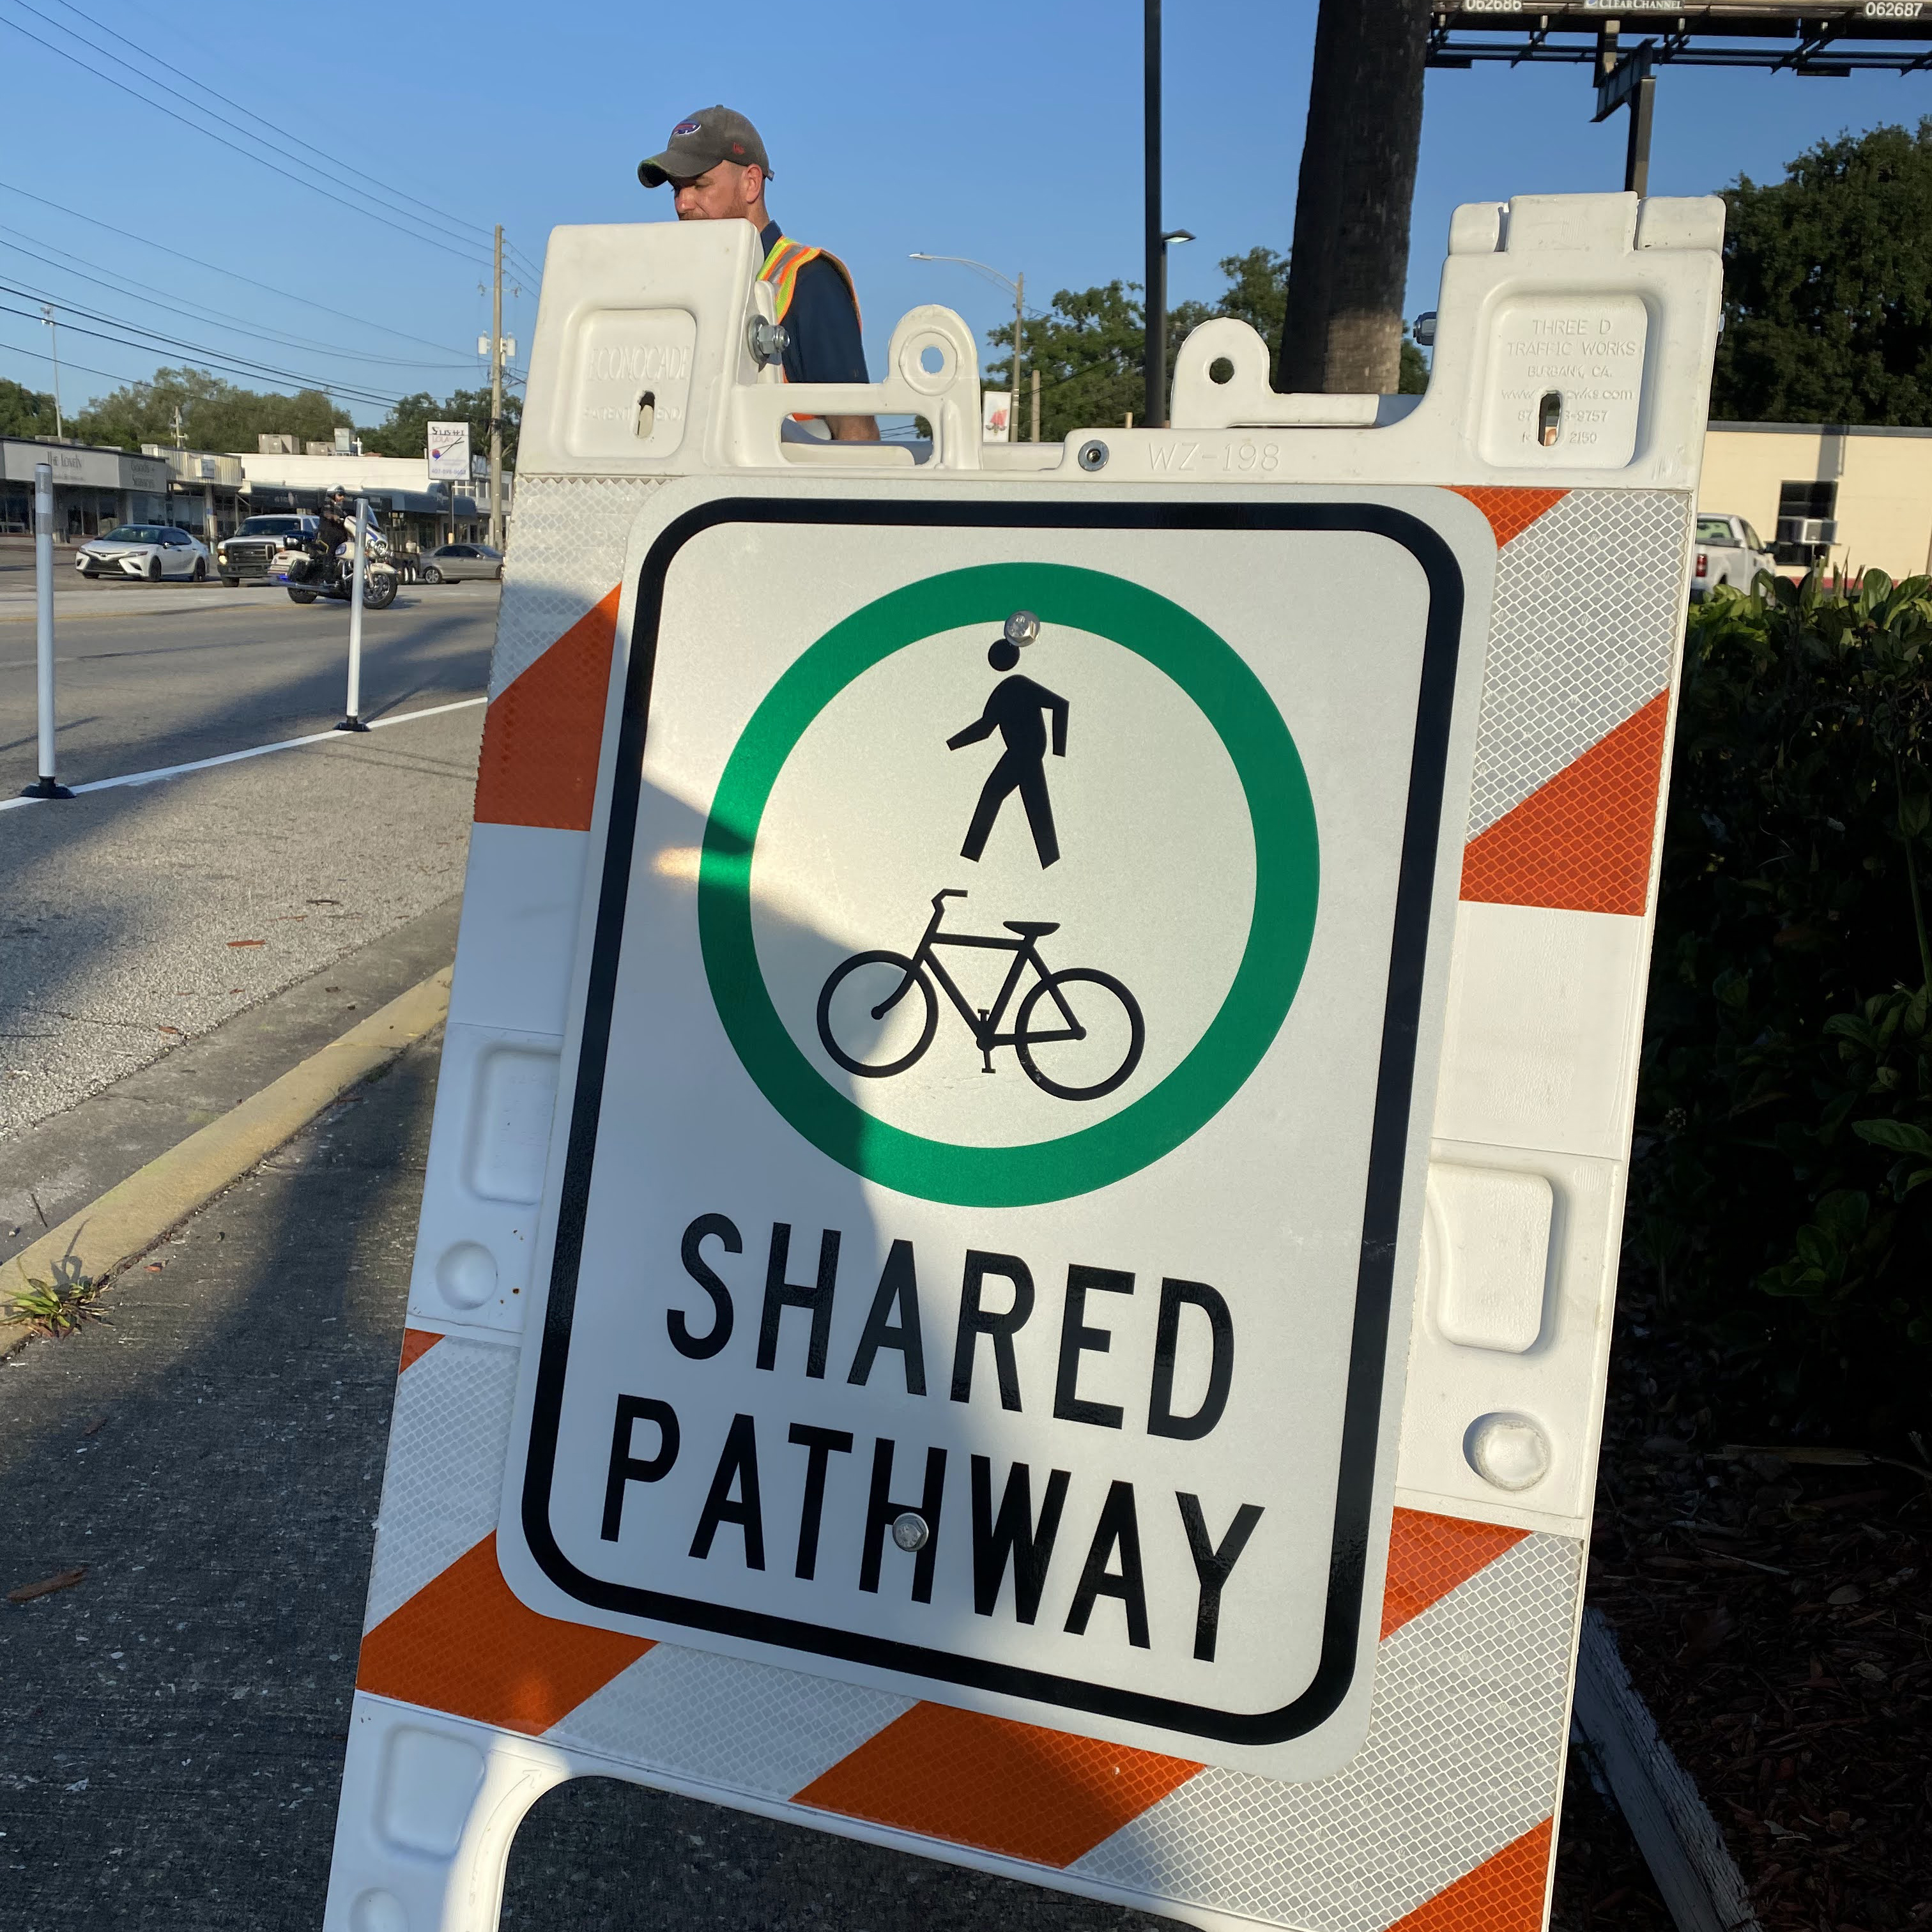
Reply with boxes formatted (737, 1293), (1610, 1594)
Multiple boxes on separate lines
(3, 1275), (106, 1338)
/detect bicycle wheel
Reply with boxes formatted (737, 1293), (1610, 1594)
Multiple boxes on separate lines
(816, 951), (939, 1078)
(1015, 968), (1145, 1101)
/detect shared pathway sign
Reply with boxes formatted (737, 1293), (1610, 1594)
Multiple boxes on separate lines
(325, 195), (1724, 1931)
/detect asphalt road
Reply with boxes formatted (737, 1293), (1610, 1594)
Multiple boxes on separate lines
(0, 578), (498, 793)
(0, 586), (494, 1151)
(0, 1027), (1173, 1932)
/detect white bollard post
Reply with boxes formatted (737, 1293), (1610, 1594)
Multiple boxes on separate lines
(335, 496), (371, 734)
(22, 461), (73, 801)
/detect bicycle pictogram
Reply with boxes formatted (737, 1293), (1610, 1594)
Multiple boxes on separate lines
(815, 889), (1146, 1101)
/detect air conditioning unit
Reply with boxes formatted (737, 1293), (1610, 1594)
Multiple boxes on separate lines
(1777, 516), (1839, 546)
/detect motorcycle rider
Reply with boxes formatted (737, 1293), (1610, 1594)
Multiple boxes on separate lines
(309, 489), (353, 587)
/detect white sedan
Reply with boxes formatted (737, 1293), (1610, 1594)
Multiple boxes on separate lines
(75, 525), (213, 583)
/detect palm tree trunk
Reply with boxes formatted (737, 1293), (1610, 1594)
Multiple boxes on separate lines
(1279, 0), (1430, 395)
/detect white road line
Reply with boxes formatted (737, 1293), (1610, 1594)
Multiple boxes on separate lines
(0, 696), (487, 813)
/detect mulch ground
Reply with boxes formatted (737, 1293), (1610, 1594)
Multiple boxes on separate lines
(1549, 1287), (1931, 1931)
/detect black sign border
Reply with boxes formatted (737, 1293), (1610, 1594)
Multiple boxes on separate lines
(519, 496), (1468, 1747)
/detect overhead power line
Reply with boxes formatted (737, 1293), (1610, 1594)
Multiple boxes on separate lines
(0, 180), (480, 358)
(45, 0), (500, 252)
(0, 5), (495, 268)
(16, 0), (546, 290)
(0, 229), (479, 372)
(0, 289), (411, 408)
(0, 330), (157, 392)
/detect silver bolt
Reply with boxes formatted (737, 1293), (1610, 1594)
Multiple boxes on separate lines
(746, 315), (791, 370)
(891, 1510), (929, 1552)
(1004, 610), (1040, 647)
(1077, 439), (1109, 471)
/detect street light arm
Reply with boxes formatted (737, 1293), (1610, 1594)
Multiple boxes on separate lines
(910, 250), (1032, 442)
(908, 251), (1020, 298)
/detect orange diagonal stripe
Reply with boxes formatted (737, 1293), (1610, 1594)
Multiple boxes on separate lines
(355, 1533), (650, 1735)
(794, 1702), (1201, 1868)
(1446, 486), (1567, 548)
(1460, 690), (1670, 915)
(397, 1328), (443, 1374)
(1388, 1816), (1555, 1931)
(473, 585), (622, 832)
(1381, 1508), (1528, 1641)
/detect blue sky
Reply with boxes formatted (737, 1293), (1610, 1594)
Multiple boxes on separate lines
(0, 0), (1926, 430)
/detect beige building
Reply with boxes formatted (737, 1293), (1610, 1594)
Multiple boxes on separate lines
(1701, 420), (1932, 583)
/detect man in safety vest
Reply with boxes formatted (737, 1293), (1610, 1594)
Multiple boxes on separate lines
(639, 105), (878, 443)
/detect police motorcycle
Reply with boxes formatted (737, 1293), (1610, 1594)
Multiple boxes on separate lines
(272, 511), (399, 610)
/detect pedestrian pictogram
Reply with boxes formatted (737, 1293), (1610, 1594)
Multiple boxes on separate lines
(948, 609), (1070, 867)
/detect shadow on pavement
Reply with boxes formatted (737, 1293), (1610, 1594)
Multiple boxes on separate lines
(0, 1020), (1176, 1931)
(0, 599), (492, 790)
(0, 1041), (445, 1928)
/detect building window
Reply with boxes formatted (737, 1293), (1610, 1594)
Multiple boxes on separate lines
(1779, 480), (1837, 522)
(1775, 480), (1838, 565)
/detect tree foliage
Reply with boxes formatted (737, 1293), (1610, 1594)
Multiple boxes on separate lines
(0, 377), (59, 438)
(19, 357), (523, 468)
(985, 248), (1423, 442)
(72, 367), (346, 454)
(360, 387), (520, 468)
(1634, 574), (1932, 1446)
(1712, 119), (1932, 425)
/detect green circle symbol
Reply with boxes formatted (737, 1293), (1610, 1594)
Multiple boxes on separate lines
(697, 562), (1319, 1207)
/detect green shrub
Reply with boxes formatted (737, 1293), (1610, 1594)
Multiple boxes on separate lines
(1632, 569), (1932, 1448)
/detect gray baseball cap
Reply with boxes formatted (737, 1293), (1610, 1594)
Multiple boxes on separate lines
(638, 107), (772, 188)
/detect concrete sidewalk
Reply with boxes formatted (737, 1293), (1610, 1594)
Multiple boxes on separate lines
(0, 1028), (1170, 1931)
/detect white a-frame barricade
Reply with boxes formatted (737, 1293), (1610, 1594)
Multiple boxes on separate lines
(324, 192), (1722, 1932)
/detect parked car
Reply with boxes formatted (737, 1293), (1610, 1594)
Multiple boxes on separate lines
(75, 525), (211, 582)
(418, 542), (503, 583)
(217, 514), (319, 586)
(1690, 512), (1775, 601)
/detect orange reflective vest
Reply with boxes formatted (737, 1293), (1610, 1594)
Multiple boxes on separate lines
(758, 234), (862, 334)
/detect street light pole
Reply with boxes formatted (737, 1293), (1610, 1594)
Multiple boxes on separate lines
(40, 305), (63, 438)
(1144, 0), (1164, 427)
(1013, 270), (1025, 441)
(489, 224), (505, 551)
(909, 252), (1029, 440)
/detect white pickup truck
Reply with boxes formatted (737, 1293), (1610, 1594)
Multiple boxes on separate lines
(1690, 512), (1775, 601)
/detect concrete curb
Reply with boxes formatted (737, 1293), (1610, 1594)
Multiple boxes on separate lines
(2, 966), (451, 1353)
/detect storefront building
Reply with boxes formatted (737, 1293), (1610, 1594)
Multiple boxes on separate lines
(0, 438), (172, 539)
(141, 447), (247, 543)
(231, 450), (507, 562)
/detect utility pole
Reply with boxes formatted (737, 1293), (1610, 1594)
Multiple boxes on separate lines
(40, 305), (63, 438)
(489, 224), (505, 549)
(1143, 0), (1166, 428)
(1013, 270), (1025, 441)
